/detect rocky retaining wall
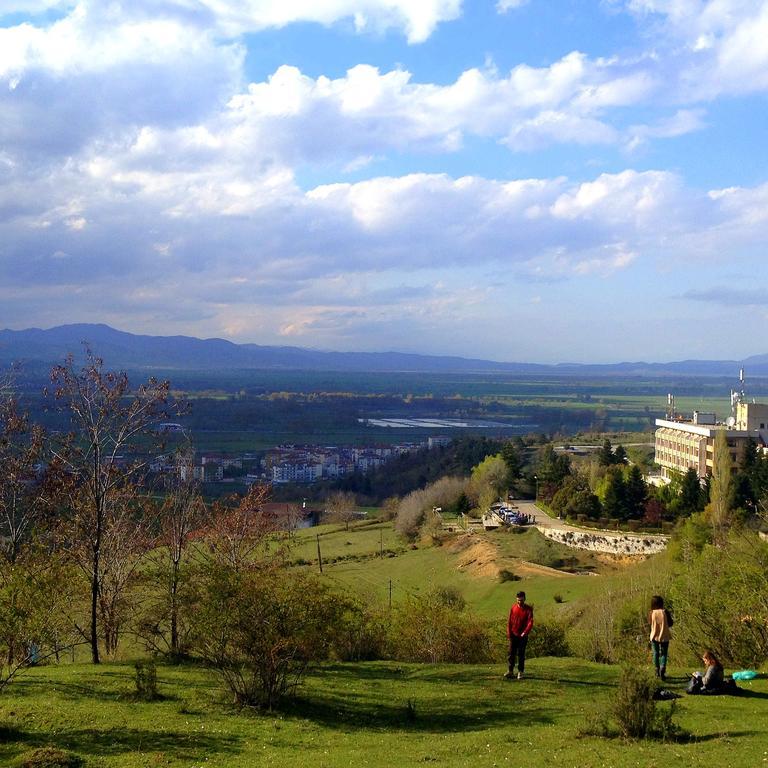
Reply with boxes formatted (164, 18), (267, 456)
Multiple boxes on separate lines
(540, 527), (668, 556)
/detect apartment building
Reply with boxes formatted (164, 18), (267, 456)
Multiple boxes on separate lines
(654, 400), (768, 481)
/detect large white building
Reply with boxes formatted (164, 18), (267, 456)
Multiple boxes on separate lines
(654, 398), (768, 481)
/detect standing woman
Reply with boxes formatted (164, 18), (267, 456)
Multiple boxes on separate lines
(649, 595), (672, 680)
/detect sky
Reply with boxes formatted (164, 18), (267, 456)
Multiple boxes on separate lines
(1, 1), (768, 364)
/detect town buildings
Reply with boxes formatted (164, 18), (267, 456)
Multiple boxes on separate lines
(161, 438), (442, 486)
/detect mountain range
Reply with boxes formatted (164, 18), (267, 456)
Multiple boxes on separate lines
(1, 323), (766, 377)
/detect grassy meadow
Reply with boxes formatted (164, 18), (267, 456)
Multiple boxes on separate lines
(2, 520), (766, 767)
(3, 657), (767, 767)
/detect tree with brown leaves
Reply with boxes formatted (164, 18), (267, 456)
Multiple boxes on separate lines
(202, 483), (277, 573)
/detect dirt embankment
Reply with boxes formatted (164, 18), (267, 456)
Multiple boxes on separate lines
(447, 535), (577, 579)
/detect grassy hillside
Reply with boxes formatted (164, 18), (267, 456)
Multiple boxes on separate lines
(2, 658), (766, 767)
(291, 521), (607, 622)
(4, 518), (765, 767)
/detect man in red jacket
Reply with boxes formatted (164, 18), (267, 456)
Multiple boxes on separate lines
(505, 591), (534, 680)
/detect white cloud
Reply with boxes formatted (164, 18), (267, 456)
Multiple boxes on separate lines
(625, 0), (768, 98)
(194, 0), (463, 43)
(0, 6), (238, 79)
(196, 57), (658, 164)
(1, 0), (463, 44)
(0, 1), (73, 11)
(504, 111), (618, 151)
(496, 0), (529, 13)
(0, 3), (732, 170)
(3, 0), (768, 359)
(3, 143), (768, 355)
(626, 108), (705, 150)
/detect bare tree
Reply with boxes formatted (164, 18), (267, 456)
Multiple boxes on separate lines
(49, 349), (171, 664)
(326, 491), (357, 531)
(0, 379), (48, 564)
(153, 462), (208, 656)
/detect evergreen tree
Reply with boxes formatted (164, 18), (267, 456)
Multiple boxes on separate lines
(501, 441), (523, 484)
(624, 464), (647, 518)
(603, 466), (627, 519)
(679, 467), (704, 517)
(535, 445), (571, 501)
(597, 439), (615, 467)
(613, 444), (628, 465)
(733, 437), (762, 515)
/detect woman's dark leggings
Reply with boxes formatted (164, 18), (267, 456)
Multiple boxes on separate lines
(651, 640), (669, 672)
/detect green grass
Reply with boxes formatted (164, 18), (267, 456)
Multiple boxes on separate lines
(290, 523), (607, 622)
(3, 523), (766, 766)
(290, 520), (405, 563)
(2, 658), (766, 767)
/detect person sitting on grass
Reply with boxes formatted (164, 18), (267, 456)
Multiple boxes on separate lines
(687, 650), (724, 695)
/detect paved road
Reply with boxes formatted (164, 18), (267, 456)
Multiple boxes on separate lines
(510, 499), (585, 532)
(510, 499), (665, 539)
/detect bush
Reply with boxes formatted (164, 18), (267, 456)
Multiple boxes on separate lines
(611, 666), (681, 740)
(433, 585), (466, 611)
(394, 477), (468, 540)
(612, 667), (657, 738)
(389, 588), (493, 663)
(134, 660), (159, 701)
(498, 569), (520, 583)
(669, 533), (768, 666)
(566, 574), (669, 665)
(19, 748), (82, 768)
(526, 620), (570, 658)
(331, 601), (389, 662)
(192, 565), (348, 709)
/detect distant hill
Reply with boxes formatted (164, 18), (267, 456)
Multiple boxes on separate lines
(0, 323), (764, 377)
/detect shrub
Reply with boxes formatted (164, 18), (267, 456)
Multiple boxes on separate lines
(331, 601), (389, 662)
(611, 666), (681, 740)
(389, 588), (493, 663)
(19, 748), (83, 768)
(566, 573), (670, 665)
(612, 667), (657, 738)
(498, 569), (520, 582)
(526, 620), (570, 658)
(670, 533), (768, 666)
(432, 585), (465, 611)
(394, 477), (467, 540)
(192, 565), (348, 709)
(553, 593), (564, 604)
(134, 660), (159, 701)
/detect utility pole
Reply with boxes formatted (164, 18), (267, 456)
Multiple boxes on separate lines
(316, 534), (323, 574)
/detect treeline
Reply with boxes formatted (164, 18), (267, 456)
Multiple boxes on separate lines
(277, 436), (506, 505)
(535, 435), (768, 527)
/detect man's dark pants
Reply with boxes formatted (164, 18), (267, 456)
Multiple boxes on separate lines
(508, 634), (528, 674)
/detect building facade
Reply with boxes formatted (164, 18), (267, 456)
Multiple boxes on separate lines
(654, 401), (768, 481)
